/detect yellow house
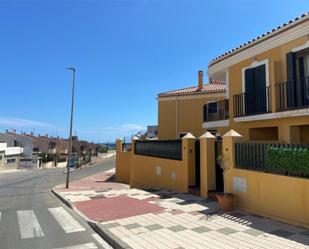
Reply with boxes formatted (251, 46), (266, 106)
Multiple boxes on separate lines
(116, 12), (309, 228)
(205, 12), (309, 143)
(158, 71), (226, 139)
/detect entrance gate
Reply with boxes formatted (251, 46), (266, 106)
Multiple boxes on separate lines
(215, 138), (224, 192)
(195, 140), (200, 188)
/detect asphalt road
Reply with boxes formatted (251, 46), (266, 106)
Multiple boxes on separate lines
(0, 157), (115, 249)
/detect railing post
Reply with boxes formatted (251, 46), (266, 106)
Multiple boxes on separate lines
(182, 133), (196, 192)
(222, 130), (243, 193)
(199, 132), (216, 198)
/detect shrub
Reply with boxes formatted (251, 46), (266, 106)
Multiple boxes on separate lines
(267, 145), (309, 176)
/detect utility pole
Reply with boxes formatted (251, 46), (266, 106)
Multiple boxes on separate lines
(65, 67), (76, 189)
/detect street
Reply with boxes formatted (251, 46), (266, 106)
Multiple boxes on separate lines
(0, 158), (115, 249)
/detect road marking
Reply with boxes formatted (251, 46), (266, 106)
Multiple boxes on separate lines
(91, 233), (113, 249)
(53, 242), (97, 249)
(48, 207), (86, 233)
(17, 210), (44, 239)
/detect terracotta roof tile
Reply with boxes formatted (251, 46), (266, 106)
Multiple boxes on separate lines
(158, 81), (225, 97)
(209, 12), (309, 66)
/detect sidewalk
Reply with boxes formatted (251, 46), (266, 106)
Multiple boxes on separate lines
(53, 169), (309, 249)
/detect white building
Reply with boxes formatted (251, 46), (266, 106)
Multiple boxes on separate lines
(0, 143), (23, 168)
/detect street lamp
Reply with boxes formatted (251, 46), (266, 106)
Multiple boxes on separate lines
(65, 67), (76, 189)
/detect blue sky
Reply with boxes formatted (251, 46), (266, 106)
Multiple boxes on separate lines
(0, 0), (307, 142)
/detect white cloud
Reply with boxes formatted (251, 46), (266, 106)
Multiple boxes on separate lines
(0, 117), (54, 128)
(104, 123), (146, 132)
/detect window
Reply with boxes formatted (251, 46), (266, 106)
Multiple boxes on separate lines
(286, 49), (309, 108)
(6, 158), (16, 164)
(242, 60), (269, 115)
(296, 49), (309, 78)
(207, 102), (218, 114)
(48, 142), (56, 149)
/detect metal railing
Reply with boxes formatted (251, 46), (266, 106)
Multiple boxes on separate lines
(203, 99), (229, 122)
(233, 86), (271, 117)
(276, 76), (309, 112)
(235, 141), (309, 178)
(135, 140), (182, 160)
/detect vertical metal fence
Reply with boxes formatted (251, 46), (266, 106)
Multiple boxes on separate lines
(135, 140), (182, 160)
(235, 141), (309, 175)
(276, 77), (309, 112)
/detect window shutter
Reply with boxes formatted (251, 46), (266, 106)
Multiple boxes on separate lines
(286, 52), (296, 81)
(244, 68), (254, 114)
(245, 68), (254, 91)
(286, 52), (296, 108)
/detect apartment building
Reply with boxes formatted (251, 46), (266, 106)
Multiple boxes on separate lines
(204, 12), (309, 143)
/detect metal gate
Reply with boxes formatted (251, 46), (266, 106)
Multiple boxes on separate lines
(195, 140), (200, 188)
(215, 138), (224, 192)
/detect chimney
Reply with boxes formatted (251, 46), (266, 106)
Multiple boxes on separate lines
(198, 70), (203, 91)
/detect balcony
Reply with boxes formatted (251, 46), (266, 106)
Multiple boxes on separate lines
(202, 99), (229, 128)
(48, 148), (56, 154)
(276, 77), (309, 112)
(233, 86), (271, 118)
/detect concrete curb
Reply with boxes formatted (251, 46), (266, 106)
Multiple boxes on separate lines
(52, 187), (127, 249)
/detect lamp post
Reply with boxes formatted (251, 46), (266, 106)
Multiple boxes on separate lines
(65, 67), (76, 189)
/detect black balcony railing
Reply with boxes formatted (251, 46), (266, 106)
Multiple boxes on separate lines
(276, 76), (309, 112)
(233, 86), (271, 117)
(203, 99), (229, 122)
(135, 140), (182, 160)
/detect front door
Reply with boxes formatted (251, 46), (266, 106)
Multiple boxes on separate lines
(215, 138), (224, 192)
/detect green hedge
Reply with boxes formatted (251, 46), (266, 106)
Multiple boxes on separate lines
(267, 146), (309, 176)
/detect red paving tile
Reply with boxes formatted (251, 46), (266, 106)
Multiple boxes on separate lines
(74, 195), (165, 222)
(56, 172), (126, 192)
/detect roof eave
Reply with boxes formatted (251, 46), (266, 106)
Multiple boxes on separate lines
(209, 13), (309, 67)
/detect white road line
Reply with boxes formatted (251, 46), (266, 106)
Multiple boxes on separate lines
(48, 207), (86, 233)
(91, 233), (113, 249)
(53, 242), (98, 249)
(17, 210), (44, 239)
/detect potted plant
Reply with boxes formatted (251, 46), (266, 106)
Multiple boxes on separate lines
(216, 154), (235, 211)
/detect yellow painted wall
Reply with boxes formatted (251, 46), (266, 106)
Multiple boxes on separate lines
(130, 137), (196, 193)
(115, 151), (131, 184)
(158, 93), (225, 140)
(224, 35), (309, 142)
(130, 154), (187, 192)
(223, 133), (309, 228)
(226, 168), (309, 228)
(115, 140), (131, 184)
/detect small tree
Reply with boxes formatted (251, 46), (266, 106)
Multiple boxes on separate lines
(216, 154), (230, 193)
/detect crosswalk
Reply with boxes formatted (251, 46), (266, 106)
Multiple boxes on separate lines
(0, 206), (112, 249)
(17, 210), (45, 239)
(48, 207), (86, 233)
